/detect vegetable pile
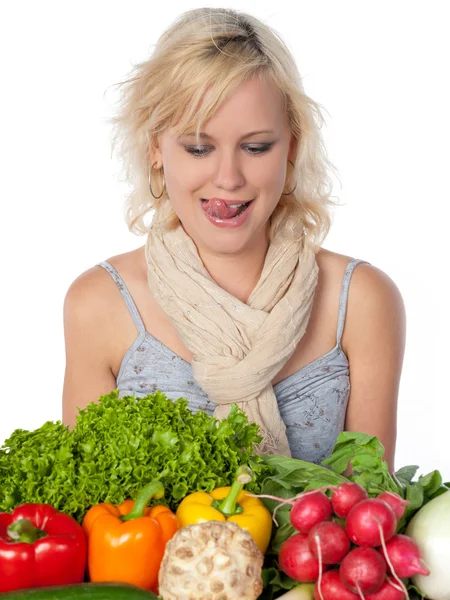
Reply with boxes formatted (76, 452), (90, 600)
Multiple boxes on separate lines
(0, 392), (449, 599)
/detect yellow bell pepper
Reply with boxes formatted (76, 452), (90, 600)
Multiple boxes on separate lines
(176, 465), (272, 554)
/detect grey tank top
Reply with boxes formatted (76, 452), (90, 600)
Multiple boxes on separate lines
(99, 258), (369, 464)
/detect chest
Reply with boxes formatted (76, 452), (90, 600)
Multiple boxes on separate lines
(117, 340), (350, 465)
(110, 258), (343, 385)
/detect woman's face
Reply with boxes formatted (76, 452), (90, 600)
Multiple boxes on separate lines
(152, 75), (295, 257)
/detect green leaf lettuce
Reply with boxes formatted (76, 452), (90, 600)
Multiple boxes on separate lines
(0, 390), (269, 521)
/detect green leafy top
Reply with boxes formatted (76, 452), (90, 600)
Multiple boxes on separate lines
(321, 431), (398, 493)
(0, 390), (269, 522)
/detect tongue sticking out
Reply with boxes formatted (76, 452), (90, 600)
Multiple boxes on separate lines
(202, 198), (244, 220)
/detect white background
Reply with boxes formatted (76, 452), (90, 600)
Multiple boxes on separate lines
(1, 1), (449, 477)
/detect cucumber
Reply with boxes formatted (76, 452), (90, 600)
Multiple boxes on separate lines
(0, 582), (159, 600)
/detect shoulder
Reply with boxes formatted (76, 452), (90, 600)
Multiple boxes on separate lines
(316, 248), (405, 311)
(316, 248), (406, 354)
(63, 249), (141, 334)
(316, 249), (406, 355)
(64, 246), (146, 319)
(341, 256), (405, 332)
(63, 264), (114, 327)
(63, 246), (150, 392)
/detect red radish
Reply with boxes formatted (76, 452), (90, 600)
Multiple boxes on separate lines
(308, 521), (350, 564)
(366, 577), (406, 599)
(279, 532), (327, 582)
(290, 491), (333, 533)
(377, 491), (409, 520)
(346, 498), (397, 547)
(340, 547), (386, 594)
(314, 570), (359, 599)
(383, 534), (430, 578)
(331, 482), (368, 519)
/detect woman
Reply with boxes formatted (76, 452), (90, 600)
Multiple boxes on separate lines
(62, 8), (405, 468)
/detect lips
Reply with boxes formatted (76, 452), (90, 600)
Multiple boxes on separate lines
(201, 198), (252, 220)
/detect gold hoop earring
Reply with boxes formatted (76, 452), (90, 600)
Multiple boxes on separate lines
(149, 161), (166, 199)
(281, 159), (298, 196)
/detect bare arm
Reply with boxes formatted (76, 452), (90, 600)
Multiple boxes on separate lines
(342, 264), (406, 472)
(62, 269), (117, 428)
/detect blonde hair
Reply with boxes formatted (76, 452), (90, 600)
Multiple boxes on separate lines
(110, 7), (340, 251)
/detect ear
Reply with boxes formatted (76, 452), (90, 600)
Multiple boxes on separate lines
(288, 134), (298, 162)
(150, 136), (163, 169)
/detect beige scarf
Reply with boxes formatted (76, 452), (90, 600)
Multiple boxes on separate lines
(145, 203), (319, 456)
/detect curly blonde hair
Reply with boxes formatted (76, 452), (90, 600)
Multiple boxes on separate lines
(110, 7), (340, 251)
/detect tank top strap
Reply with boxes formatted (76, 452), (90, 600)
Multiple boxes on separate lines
(336, 258), (371, 348)
(97, 261), (146, 335)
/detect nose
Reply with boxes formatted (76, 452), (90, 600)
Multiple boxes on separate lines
(213, 152), (245, 191)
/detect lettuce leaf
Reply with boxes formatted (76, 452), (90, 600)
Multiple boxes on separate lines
(0, 390), (269, 521)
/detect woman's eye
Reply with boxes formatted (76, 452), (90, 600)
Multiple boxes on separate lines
(184, 143), (273, 158)
(245, 144), (273, 154)
(185, 146), (211, 157)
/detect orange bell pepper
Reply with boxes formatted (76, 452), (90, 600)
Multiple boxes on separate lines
(82, 481), (179, 592)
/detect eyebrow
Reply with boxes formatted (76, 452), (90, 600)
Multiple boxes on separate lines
(181, 129), (275, 141)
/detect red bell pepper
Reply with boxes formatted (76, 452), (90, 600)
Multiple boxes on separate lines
(0, 503), (87, 593)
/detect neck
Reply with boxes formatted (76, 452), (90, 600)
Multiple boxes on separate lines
(198, 234), (270, 304)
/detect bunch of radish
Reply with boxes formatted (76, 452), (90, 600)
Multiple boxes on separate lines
(274, 483), (430, 600)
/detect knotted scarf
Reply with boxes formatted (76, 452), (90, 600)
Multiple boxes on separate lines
(145, 202), (319, 456)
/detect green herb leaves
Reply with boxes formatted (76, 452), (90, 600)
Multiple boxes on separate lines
(322, 431), (399, 495)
